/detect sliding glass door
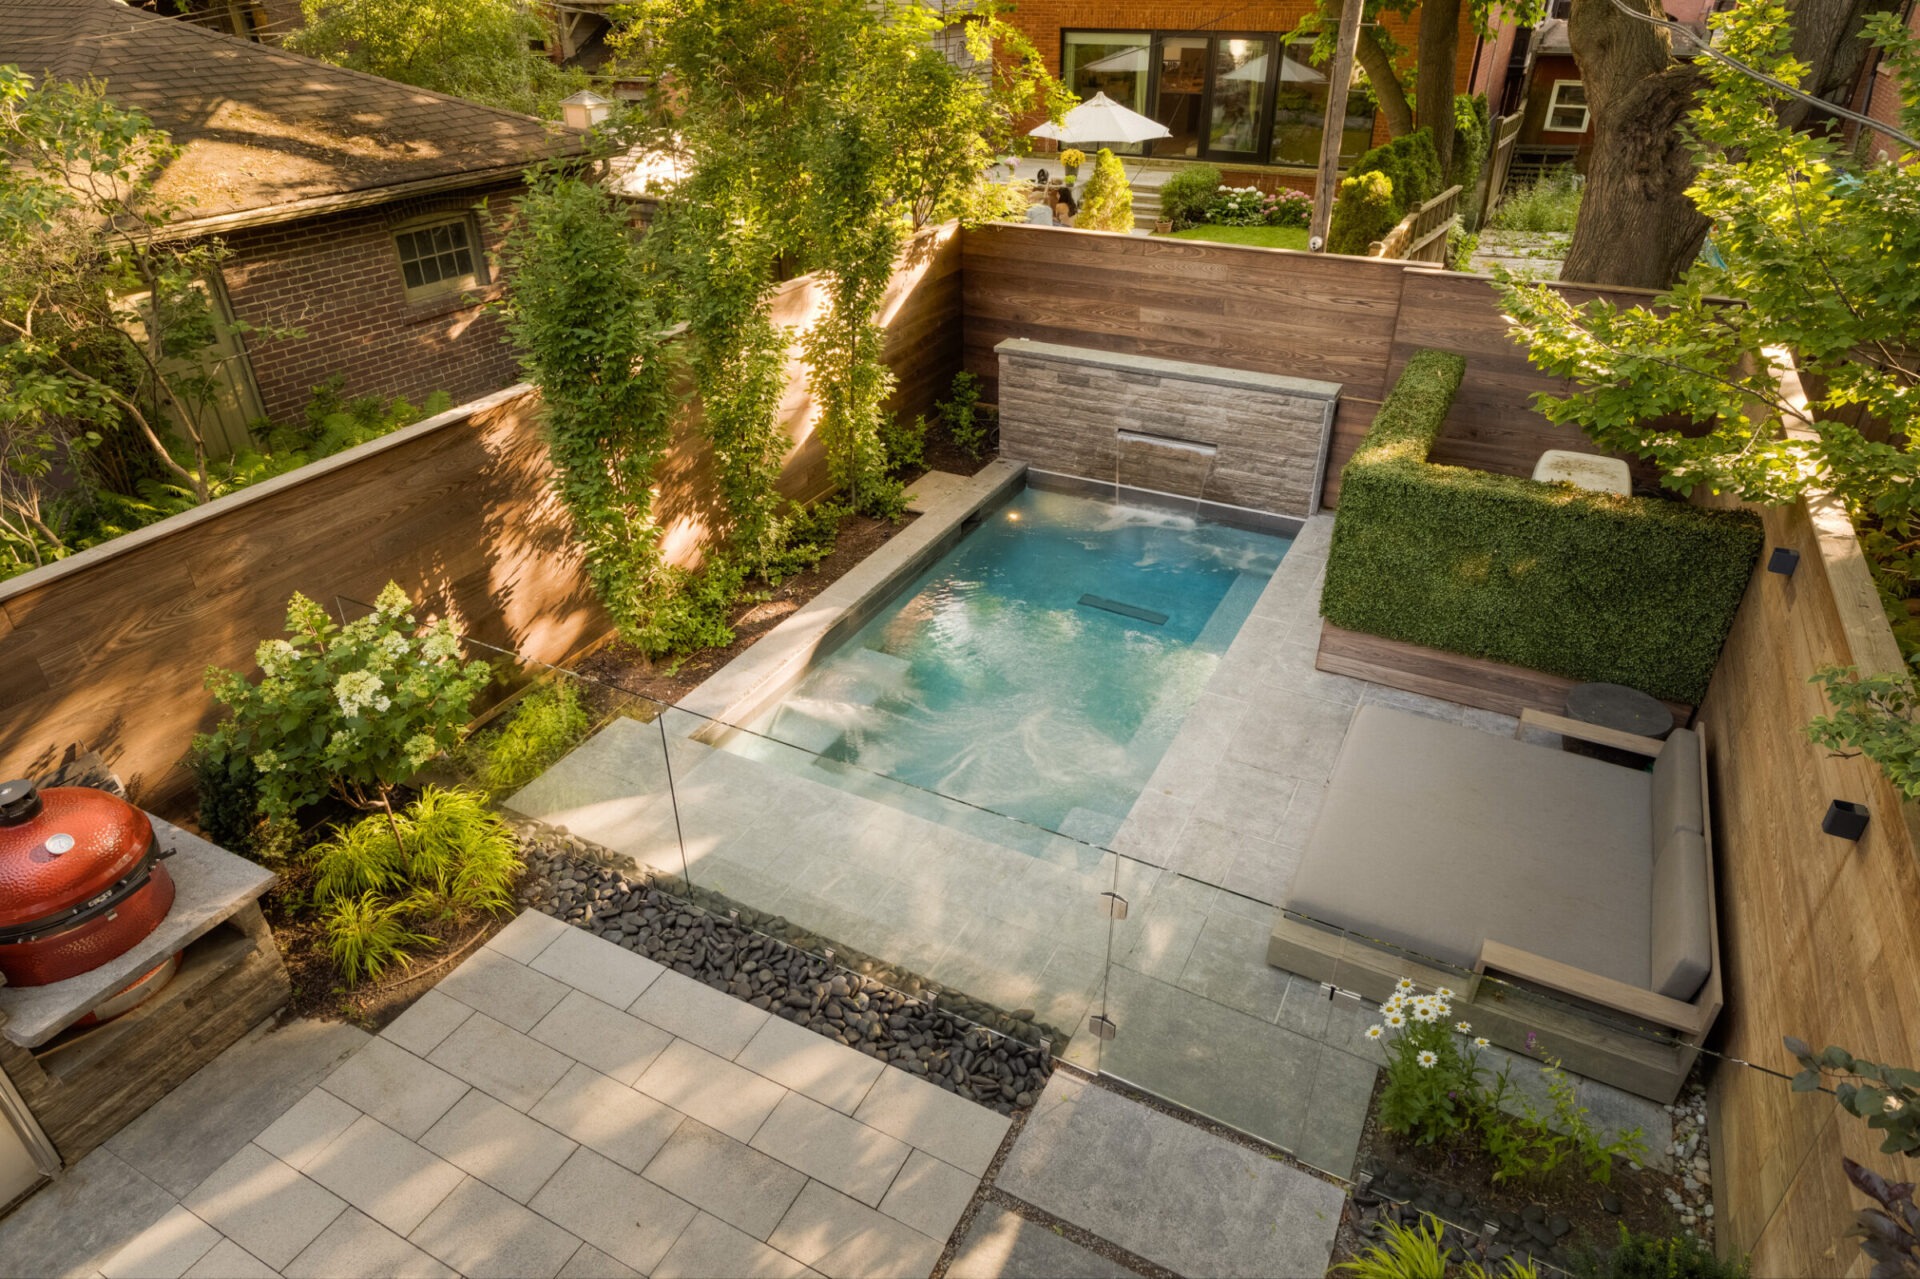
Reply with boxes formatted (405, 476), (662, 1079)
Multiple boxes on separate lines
(1063, 32), (1152, 156)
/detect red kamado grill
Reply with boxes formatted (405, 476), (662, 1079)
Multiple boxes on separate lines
(0, 779), (176, 988)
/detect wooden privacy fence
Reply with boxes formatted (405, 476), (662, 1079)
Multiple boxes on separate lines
(1477, 110), (1524, 226)
(0, 227), (960, 814)
(960, 222), (1663, 507)
(1373, 183), (1461, 262)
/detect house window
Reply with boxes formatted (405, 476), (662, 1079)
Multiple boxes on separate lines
(1545, 80), (1589, 132)
(393, 216), (486, 298)
(1063, 32), (1152, 154)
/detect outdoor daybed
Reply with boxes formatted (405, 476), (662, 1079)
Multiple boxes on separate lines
(1266, 704), (1722, 1104)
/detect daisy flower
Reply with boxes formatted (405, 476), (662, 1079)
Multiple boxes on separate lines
(1382, 994), (1405, 1014)
(1396, 977), (1415, 993)
(1435, 986), (1455, 1000)
(1385, 1011), (1407, 1029)
(1417, 1050), (1438, 1068)
(1456, 1021), (1473, 1034)
(1365, 1025), (1384, 1041)
(1413, 1004), (1439, 1023)
(1473, 1037), (1490, 1049)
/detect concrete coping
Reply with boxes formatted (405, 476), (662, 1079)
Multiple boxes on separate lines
(993, 338), (1342, 402)
(0, 817), (277, 1047)
(675, 460), (1028, 740)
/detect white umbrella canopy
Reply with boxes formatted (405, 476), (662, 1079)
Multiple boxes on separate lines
(1029, 91), (1172, 146)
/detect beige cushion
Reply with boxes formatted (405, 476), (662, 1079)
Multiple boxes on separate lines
(1651, 728), (1704, 837)
(1649, 827), (1712, 1000)
(1285, 705), (1654, 988)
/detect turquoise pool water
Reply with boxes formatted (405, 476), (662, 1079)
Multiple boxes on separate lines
(731, 487), (1292, 843)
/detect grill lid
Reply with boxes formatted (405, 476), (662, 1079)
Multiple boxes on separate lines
(0, 781), (156, 933)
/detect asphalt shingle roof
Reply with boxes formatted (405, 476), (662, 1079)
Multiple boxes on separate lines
(0, 0), (586, 227)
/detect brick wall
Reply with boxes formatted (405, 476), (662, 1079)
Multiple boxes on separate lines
(218, 184), (525, 425)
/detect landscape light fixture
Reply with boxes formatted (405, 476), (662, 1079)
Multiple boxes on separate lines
(1767, 546), (1801, 577)
(1823, 799), (1869, 841)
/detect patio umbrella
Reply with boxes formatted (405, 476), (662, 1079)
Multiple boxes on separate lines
(1029, 91), (1171, 146)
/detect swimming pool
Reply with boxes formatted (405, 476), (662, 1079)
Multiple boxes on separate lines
(725, 486), (1293, 845)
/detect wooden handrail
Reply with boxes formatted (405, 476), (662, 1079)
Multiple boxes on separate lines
(1371, 184), (1463, 263)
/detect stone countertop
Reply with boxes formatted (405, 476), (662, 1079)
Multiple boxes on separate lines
(0, 817), (277, 1048)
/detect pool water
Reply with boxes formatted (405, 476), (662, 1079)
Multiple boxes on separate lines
(730, 487), (1292, 844)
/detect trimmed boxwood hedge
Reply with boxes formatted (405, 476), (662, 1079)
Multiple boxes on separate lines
(1320, 350), (1763, 705)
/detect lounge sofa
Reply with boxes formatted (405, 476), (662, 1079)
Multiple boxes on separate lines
(1266, 703), (1722, 1103)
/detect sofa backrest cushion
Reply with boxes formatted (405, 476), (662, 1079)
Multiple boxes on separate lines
(1651, 728), (1704, 838)
(1650, 827), (1712, 1001)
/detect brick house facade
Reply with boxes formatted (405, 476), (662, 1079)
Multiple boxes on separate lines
(1007, 0), (1510, 191)
(4, 0), (583, 435)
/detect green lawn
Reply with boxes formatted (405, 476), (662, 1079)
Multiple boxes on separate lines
(1161, 224), (1310, 250)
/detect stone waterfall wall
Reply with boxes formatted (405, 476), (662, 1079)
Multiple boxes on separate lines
(993, 339), (1340, 520)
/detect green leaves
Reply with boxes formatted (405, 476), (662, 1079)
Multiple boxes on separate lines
(1784, 1035), (1920, 1161)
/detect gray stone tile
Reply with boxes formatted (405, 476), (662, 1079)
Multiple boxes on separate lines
(106, 1018), (369, 1198)
(98, 1205), (220, 1279)
(531, 925), (666, 1009)
(181, 1239), (278, 1279)
(1109, 789), (1193, 868)
(947, 1204), (1135, 1279)
(854, 1062), (1012, 1178)
(421, 1088), (578, 1203)
(319, 1038), (469, 1140)
(995, 1073), (1346, 1279)
(734, 1015), (885, 1116)
(1191, 760), (1298, 844)
(642, 1120), (807, 1239)
(0, 1149), (177, 1279)
(1176, 909), (1292, 1022)
(1228, 685), (1355, 783)
(487, 908), (573, 963)
(284, 1208), (454, 1279)
(556, 1244), (642, 1279)
(918, 915), (1051, 1012)
(1271, 778), (1327, 852)
(410, 1175), (584, 1279)
(1291, 1048), (1379, 1179)
(768, 1180), (942, 1279)
(303, 1114), (466, 1235)
(1113, 894), (1206, 983)
(1163, 815), (1263, 886)
(531, 989), (674, 1085)
(653, 1213), (815, 1279)
(427, 1011), (573, 1112)
(875, 1150), (976, 1242)
(256, 1088), (361, 1172)
(531, 1061), (687, 1174)
(629, 969), (771, 1059)
(1259, 638), (1366, 705)
(1359, 683), (1519, 737)
(529, 1148), (699, 1276)
(182, 1144), (347, 1270)
(382, 990), (474, 1057)
(435, 949), (571, 1032)
(751, 1092), (912, 1207)
(635, 1038), (789, 1143)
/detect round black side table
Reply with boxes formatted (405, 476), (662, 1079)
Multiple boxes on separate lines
(1563, 682), (1672, 768)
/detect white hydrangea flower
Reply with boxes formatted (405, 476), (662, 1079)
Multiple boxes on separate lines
(403, 733), (438, 768)
(381, 631), (410, 658)
(1417, 1050), (1438, 1068)
(333, 669), (383, 717)
(373, 695), (392, 713)
(422, 630), (460, 662)
(256, 639), (298, 677)
(251, 750), (281, 773)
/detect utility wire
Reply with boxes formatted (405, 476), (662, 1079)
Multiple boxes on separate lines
(1605, 0), (1920, 149)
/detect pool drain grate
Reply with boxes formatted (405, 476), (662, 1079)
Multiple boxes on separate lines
(1078, 594), (1168, 626)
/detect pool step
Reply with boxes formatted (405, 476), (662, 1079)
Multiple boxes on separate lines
(1194, 571), (1273, 653)
(768, 703), (849, 756)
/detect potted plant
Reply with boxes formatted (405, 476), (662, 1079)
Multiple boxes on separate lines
(1059, 148), (1085, 185)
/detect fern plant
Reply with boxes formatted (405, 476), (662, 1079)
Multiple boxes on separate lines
(463, 681), (592, 799)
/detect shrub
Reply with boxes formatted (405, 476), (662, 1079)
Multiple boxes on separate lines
(881, 413), (927, 476)
(1205, 185), (1272, 227)
(762, 500), (846, 585)
(1357, 127), (1443, 216)
(1451, 94), (1492, 227)
(1076, 148), (1134, 232)
(1490, 170), (1583, 233)
(192, 747), (262, 856)
(1265, 188), (1311, 229)
(1157, 164), (1222, 228)
(937, 371), (991, 459)
(462, 680), (591, 799)
(1448, 231), (1480, 273)
(1334, 1212), (1541, 1279)
(198, 582), (493, 829)
(1569, 1225), (1750, 1279)
(1480, 1057), (1647, 1185)
(1327, 171), (1398, 255)
(1372, 980), (1486, 1147)
(1321, 351), (1763, 704)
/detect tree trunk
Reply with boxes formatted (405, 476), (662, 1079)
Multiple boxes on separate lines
(1355, 28), (1415, 138)
(1778, 0), (1903, 132)
(1415, 0), (1463, 172)
(1561, 0), (1709, 288)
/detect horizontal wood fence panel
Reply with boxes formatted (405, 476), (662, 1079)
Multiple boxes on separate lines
(0, 228), (961, 817)
(1702, 496), (1920, 1276)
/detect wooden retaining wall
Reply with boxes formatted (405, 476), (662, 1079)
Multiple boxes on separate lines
(0, 227), (961, 814)
(1700, 495), (1920, 1277)
(959, 223), (1661, 506)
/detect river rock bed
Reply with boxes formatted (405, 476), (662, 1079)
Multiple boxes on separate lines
(511, 819), (1056, 1115)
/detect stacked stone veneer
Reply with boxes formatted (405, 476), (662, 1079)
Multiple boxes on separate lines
(994, 338), (1340, 518)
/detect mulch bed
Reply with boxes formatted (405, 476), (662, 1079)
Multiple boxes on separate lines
(1328, 1072), (1691, 1273)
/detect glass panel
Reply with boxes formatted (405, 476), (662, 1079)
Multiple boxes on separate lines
(1154, 37), (1210, 159)
(1269, 41), (1375, 166)
(1547, 82), (1588, 132)
(401, 260), (424, 289)
(1062, 32), (1151, 157)
(1208, 37), (1268, 157)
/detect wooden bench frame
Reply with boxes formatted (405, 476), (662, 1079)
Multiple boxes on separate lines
(1266, 715), (1724, 1104)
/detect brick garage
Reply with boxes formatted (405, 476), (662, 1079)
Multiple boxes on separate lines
(221, 185), (526, 422)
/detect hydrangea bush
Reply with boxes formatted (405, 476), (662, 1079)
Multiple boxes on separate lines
(197, 582), (492, 831)
(1202, 185), (1312, 228)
